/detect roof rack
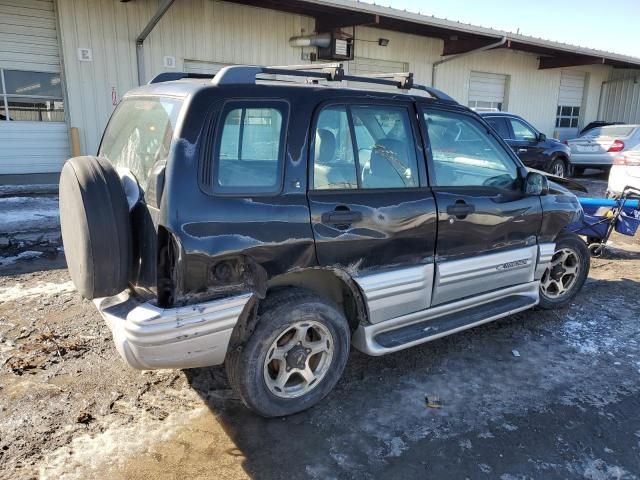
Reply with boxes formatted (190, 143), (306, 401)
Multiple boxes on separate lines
(150, 63), (456, 102)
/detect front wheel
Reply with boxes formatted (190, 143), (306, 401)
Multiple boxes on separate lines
(225, 288), (350, 417)
(549, 158), (567, 178)
(538, 233), (590, 309)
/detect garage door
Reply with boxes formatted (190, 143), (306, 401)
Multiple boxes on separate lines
(0, 0), (69, 175)
(468, 71), (507, 111)
(184, 59), (229, 75)
(555, 70), (585, 139)
(346, 57), (409, 91)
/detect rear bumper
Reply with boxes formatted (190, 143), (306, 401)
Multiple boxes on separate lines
(570, 152), (616, 166)
(94, 292), (252, 370)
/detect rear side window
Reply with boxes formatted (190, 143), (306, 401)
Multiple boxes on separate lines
(312, 104), (418, 190)
(484, 117), (510, 139)
(99, 96), (182, 188)
(213, 102), (286, 194)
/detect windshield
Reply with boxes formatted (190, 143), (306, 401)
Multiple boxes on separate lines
(99, 97), (182, 187)
(581, 126), (635, 138)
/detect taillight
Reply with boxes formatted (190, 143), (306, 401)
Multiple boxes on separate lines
(608, 139), (625, 152)
(614, 154), (640, 166)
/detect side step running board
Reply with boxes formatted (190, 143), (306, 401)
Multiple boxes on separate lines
(352, 282), (539, 356)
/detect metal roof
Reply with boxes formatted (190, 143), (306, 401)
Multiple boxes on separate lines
(228, 0), (640, 69)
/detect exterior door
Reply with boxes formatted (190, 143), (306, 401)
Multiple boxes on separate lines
(421, 106), (542, 306)
(307, 100), (437, 323)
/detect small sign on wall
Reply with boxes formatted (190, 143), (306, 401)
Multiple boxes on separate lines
(77, 48), (93, 62)
(163, 56), (176, 68)
(111, 86), (118, 106)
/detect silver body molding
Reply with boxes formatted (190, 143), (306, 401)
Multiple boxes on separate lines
(94, 292), (252, 370)
(353, 264), (434, 324)
(352, 242), (556, 356)
(352, 281), (540, 356)
(432, 246), (537, 305)
(535, 242), (556, 280)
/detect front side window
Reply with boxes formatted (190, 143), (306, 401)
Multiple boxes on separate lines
(215, 105), (285, 193)
(509, 118), (538, 142)
(312, 104), (418, 190)
(0, 69), (64, 122)
(100, 97), (182, 187)
(423, 109), (518, 189)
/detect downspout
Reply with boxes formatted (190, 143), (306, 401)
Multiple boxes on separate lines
(432, 36), (508, 88)
(135, 0), (176, 86)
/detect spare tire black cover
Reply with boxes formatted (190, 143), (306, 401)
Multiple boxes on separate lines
(59, 156), (131, 299)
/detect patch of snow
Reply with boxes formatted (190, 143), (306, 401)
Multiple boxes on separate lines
(39, 407), (206, 480)
(0, 250), (43, 266)
(0, 280), (75, 304)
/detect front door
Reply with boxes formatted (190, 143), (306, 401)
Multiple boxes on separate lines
(505, 116), (544, 168)
(307, 100), (437, 323)
(421, 107), (542, 305)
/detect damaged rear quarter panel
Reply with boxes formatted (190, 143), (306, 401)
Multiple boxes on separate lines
(159, 86), (320, 303)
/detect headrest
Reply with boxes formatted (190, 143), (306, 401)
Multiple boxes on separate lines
(315, 128), (336, 164)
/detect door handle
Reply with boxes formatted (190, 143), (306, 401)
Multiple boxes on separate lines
(517, 148), (527, 153)
(321, 209), (363, 225)
(446, 201), (475, 220)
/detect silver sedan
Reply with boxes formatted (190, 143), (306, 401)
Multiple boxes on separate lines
(567, 125), (640, 174)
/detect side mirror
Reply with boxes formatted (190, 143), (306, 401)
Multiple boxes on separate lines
(524, 171), (549, 196)
(538, 132), (547, 142)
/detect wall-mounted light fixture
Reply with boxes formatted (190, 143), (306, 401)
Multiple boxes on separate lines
(378, 38), (390, 47)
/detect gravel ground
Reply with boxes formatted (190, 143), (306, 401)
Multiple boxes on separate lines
(1, 172), (640, 480)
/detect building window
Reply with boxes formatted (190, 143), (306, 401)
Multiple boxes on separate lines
(0, 69), (65, 122)
(556, 106), (580, 128)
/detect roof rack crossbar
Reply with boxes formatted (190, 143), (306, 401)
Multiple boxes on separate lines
(149, 65), (457, 103)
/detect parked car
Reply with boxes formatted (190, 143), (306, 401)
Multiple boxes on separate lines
(566, 124), (640, 175)
(480, 112), (571, 178)
(608, 143), (640, 196)
(58, 65), (588, 417)
(579, 121), (625, 137)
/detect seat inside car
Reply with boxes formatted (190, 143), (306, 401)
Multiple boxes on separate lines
(362, 138), (413, 188)
(313, 128), (357, 189)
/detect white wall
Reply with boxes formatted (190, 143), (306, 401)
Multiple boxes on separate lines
(55, 0), (613, 155)
(433, 47), (611, 137)
(56, 0), (314, 156)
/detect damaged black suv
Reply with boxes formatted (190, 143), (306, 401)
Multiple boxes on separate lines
(59, 64), (589, 417)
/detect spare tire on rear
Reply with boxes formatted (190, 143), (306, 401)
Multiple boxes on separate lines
(59, 156), (131, 299)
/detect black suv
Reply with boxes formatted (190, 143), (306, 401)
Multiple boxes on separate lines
(480, 112), (572, 178)
(59, 65), (588, 417)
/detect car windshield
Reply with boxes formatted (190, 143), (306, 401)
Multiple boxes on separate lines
(581, 126), (635, 138)
(99, 96), (183, 187)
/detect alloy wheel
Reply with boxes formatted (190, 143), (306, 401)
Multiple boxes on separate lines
(263, 320), (334, 399)
(540, 247), (580, 298)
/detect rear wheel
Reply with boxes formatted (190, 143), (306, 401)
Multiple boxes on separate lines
(225, 288), (350, 417)
(538, 233), (590, 309)
(549, 157), (567, 178)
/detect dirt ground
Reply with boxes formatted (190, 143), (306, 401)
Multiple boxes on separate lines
(2, 173), (640, 480)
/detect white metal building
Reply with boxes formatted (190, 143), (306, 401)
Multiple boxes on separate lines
(1, 0), (640, 179)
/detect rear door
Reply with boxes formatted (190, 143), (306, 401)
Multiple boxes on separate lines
(307, 99), (437, 323)
(420, 106), (542, 306)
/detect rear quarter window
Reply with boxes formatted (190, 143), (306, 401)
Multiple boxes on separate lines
(211, 101), (287, 195)
(99, 97), (182, 188)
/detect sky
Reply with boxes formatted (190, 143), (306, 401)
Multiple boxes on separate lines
(364, 0), (640, 58)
